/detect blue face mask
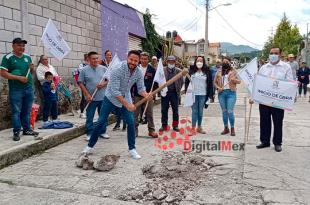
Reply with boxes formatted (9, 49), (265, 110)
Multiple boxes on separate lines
(269, 54), (279, 63)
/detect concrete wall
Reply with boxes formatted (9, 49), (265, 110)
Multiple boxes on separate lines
(0, 0), (102, 130)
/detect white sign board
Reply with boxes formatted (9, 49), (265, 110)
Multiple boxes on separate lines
(252, 74), (298, 110)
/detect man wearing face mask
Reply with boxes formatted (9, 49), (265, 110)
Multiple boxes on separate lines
(255, 47), (293, 152)
(160, 55), (184, 132)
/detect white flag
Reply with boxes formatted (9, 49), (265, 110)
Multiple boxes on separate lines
(153, 59), (167, 97)
(183, 82), (195, 107)
(102, 54), (121, 81)
(238, 57), (258, 94)
(41, 19), (71, 61)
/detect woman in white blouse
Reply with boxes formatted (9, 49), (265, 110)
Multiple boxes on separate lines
(186, 56), (213, 134)
(36, 55), (59, 84)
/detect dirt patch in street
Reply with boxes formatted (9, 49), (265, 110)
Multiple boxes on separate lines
(118, 152), (218, 204)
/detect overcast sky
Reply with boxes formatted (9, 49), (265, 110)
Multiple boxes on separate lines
(114, 0), (310, 49)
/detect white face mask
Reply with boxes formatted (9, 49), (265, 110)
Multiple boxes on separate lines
(167, 64), (175, 69)
(196, 62), (203, 69)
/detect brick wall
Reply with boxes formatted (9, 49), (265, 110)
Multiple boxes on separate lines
(0, 0), (102, 130)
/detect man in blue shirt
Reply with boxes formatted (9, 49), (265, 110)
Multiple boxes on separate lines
(78, 51), (109, 141)
(82, 50), (152, 159)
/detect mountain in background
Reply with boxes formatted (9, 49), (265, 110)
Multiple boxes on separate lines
(220, 42), (260, 55)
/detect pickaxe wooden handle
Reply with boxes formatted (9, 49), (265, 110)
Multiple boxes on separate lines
(134, 68), (189, 108)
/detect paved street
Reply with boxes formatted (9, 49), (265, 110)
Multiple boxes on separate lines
(0, 84), (309, 205)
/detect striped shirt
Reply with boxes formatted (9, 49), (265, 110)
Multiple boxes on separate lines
(105, 61), (145, 107)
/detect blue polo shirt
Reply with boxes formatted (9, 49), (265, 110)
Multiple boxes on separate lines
(78, 64), (107, 101)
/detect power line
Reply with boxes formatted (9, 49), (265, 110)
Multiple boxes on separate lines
(214, 8), (263, 47)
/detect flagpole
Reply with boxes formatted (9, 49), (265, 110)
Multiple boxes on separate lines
(142, 81), (155, 116)
(246, 103), (253, 142)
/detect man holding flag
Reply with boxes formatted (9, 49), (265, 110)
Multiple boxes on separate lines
(132, 52), (158, 138)
(254, 47), (293, 152)
(78, 51), (110, 141)
(0, 38), (40, 141)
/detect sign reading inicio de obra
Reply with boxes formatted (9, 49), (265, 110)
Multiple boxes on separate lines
(41, 19), (71, 61)
(252, 74), (298, 111)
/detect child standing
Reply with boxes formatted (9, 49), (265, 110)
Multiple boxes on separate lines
(42, 71), (58, 123)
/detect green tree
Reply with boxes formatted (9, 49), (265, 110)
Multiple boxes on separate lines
(262, 14), (303, 59)
(261, 36), (274, 60)
(142, 9), (162, 57)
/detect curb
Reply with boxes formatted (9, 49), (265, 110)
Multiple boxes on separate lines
(0, 115), (117, 170)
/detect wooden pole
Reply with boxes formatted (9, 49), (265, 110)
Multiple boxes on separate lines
(142, 81), (155, 116)
(246, 103), (253, 142)
(134, 69), (189, 108)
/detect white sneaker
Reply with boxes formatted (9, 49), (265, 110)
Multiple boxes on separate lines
(85, 135), (91, 141)
(81, 146), (93, 155)
(129, 149), (141, 159)
(100, 133), (110, 139)
(80, 113), (86, 119)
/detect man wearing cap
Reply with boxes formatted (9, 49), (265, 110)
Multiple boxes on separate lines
(0, 38), (40, 141)
(160, 55), (184, 132)
(287, 54), (299, 80)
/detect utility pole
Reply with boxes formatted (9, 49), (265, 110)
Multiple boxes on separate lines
(306, 23), (309, 65)
(204, 0), (209, 61)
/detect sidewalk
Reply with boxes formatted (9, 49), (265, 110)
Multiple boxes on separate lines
(0, 112), (115, 169)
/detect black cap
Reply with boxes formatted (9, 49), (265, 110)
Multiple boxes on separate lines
(12, 38), (27, 44)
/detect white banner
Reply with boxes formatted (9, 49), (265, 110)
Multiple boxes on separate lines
(238, 57), (258, 94)
(252, 74), (298, 110)
(153, 59), (167, 97)
(102, 54), (121, 81)
(183, 82), (195, 107)
(41, 19), (71, 61)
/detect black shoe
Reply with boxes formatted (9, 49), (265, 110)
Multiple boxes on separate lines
(13, 132), (20, 141)
(141, 119), (147, 125)
(122, 124), (127, 131)
(274, 145), (282, 152)
(173, 127), (180, 132)
(23, 130), (39, 136)
(256, 143), (270, 149)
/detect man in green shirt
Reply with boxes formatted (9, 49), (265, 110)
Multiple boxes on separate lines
(0, 38), (40, 141)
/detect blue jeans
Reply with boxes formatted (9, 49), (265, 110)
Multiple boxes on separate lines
(86, 100), (103, 136)
(218, 90), (237, 127)
(88, 97), (136, 150)
(191, 95), (207, 127)
(9, 86), (34, 133)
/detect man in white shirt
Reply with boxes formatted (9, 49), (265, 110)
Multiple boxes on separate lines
(255, 47), (293, 152)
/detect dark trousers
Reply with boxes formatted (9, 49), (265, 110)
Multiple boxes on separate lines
(161, 92), (179, 127)
(88, 97), (136, 150)
(80, 94), (87, 113)
(298, 82), (308, 95)
(259, 104), (284, 146)
(43, 100), (58, 122)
